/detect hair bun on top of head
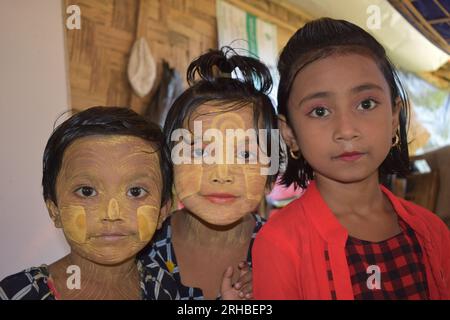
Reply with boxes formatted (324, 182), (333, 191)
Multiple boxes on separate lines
(186, 46), (273, 94)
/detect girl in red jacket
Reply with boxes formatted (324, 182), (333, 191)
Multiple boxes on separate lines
(253, 18), (450, 300)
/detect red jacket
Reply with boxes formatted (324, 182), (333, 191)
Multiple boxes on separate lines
(253, 181), (450, 300)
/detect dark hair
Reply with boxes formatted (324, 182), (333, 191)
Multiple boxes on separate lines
(278, 18), (410, 189)
(42, 106), (170, 206)
(163, 46), (281, 188)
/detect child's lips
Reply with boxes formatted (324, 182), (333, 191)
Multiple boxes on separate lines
(203, 193), (238, 204)
(335, 151), (365, 162)
(91, 232), (132, 242)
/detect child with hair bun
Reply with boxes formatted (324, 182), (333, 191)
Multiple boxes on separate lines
(140, 47), (281, 300)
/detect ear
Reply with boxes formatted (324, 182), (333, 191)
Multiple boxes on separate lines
(157, 199), (173, 229)
(278, 115), (300, 152)
(46, 200), (62, 228)
(392, 97), (402, 137)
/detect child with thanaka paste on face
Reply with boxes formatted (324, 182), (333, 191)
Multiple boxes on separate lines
(139, 47), (280, 300)
(252, 18), (450, 300)
(0, 107), (173, 300)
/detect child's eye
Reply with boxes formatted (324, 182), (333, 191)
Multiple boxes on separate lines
(357, 99), (378, 110)
(127, 187), (148, 198)
(237, 150), (257, 162)
(75, 186), (97, 198)
(308, 106), (330, 118)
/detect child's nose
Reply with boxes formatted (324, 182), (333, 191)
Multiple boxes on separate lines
(105, 198), (121, 221)
(333, 111), (360, 142)
(210, 164), (234, 184)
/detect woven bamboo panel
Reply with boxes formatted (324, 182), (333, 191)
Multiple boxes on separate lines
(64, 0), (139, 111)
(130, 0), (218, 112)
(64, 0), (309, 113)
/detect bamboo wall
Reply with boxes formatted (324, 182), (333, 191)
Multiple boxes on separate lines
(63, 0), (309, 113)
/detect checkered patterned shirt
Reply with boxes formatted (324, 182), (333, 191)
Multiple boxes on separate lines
(326, 217), (429, 299)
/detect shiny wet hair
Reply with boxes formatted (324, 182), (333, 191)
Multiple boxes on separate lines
(277, 18), (410, 188)
(42, 106), (170, 206)
(163, 46), (281, 189)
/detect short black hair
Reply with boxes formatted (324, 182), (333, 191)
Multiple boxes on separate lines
(163, 46), (281, 188)
(42, 106), (170, 206)
(277, 18), (410, 189)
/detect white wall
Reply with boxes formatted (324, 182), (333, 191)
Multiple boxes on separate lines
(0, 0), (70, 279)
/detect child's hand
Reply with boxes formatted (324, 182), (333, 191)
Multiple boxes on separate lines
(234, 261), (253, 299)
(220, 261), (253, 300)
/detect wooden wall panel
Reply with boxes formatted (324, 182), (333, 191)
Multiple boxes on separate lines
(64, 0), (309, 113)
(64, 0), (139, 111)
(129, 0), (218, 112)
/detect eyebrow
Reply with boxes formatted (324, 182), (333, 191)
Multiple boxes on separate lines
(350, 83), (384, 94)
(298, 91), (331, 107)
(297, 83), (384, 108)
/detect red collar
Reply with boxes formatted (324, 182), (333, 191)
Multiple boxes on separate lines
(297, 181), (431, 245)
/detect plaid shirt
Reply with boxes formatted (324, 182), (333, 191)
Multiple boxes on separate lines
(139, 213), (265, 300)
(326, 218), (429, 300)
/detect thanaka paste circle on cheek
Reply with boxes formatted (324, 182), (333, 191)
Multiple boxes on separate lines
(60, 205), (87, 244)
(137, 205), (159, 242)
